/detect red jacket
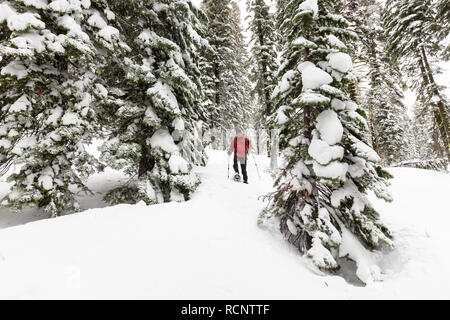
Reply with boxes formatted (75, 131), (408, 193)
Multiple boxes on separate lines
(229, 135), (252, 159)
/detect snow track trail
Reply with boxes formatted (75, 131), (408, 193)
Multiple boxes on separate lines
(0, 150), (449, 299)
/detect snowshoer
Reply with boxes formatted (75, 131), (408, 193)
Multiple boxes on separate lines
(227, 130), (252, 184)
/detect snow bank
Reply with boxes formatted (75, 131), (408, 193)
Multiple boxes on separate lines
(0, 152), (449, 299)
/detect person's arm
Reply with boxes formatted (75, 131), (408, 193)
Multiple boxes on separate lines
(246, 138), (253, 153)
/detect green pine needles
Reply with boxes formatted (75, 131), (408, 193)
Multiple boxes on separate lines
(0, 0), (209, 215)
(261, 0), (394, 281)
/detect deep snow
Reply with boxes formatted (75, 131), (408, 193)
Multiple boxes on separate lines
(0, 149), (449, 299)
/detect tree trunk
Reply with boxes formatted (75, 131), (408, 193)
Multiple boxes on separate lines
(419, 48), (450, 162)
(256, 128), (260, 155)
(222, 130), (227, 151)
(303, 42), (313, 141)
(367, 36), (381, 154)
(348, 81), (358, 103)
(270, 129), (278, 170)
(210, 124), (216, 150)
(138, 144), (154, 178)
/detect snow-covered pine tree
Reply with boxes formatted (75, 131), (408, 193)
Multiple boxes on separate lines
(230, 2), (252, 130)
(201, 0), (251, 146)
(261, 0), (394, 282)
(99, 0), (207, 205)
(410, 99), (449, 171)
(198, 32), (216, 140)
(383, 0), (450, 163)
(435, 0), (449, 59)
(247, 0), (279, 167)
(201, 0), (235, 133)
(341, 1), (411, 165)
(0, 0), (125, 216)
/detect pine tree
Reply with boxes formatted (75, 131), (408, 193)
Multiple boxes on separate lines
(201, 0), (235, 132)
(411, 99), (449, 171)
(201, 0), (251, 143)
(435, 0), (449, 59)
(341, 1), (411, 165)
(383, 0), (450, 163)
(247, 0), (279, 166)
(198, 35), (216, 138)
(247, 0), (278, 116)
(261, 0), (394, 282)
(230, 2), (252, 130)
(0, 0), (124, 216)
(99, 0), (207, 205)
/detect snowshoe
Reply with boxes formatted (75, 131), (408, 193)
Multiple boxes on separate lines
(233, 173), (241, 182)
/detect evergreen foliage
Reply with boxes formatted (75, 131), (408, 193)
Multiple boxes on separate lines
(0, 0), (122, 216)
(341, 1), (411, 165)
(435, 0), (449, 59)
(201, 0), (251, 133)
(246, 0), (278, 120)
(383, 0), (450, 163)
(0, 0), (448, 283)
(247, 0), (279, 161)
(0, 0), (209, 214)
(98, 0), (208, 205)
(261, 0), (394, 279)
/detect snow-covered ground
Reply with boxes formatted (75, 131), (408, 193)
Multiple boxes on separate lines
(0, 149), (449, 299)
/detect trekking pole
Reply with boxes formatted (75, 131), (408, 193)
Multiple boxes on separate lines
(252, 153), (261, 180)
(227, 154), (230, 179)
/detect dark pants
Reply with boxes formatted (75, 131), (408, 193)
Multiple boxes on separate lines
(233, 157), (248, 183)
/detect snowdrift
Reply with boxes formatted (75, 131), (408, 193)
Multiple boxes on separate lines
(0, 150), (449, 299)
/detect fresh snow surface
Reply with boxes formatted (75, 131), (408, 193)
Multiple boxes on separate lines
(313, 159), (348, 181)
(148, 129), (178, 154)
(7, 12), (45, 32)
(308, 139), (344, 165)
(298, 0), (318, 18)
(327, 35), (347, 50)
(299, 61), (333, 90)
(10, 95), (31, 112)
(327, 52), (353, 73)
(0, 150), (449, 299)
(1, 61), (29, 80)
(315, 109), (343, 145)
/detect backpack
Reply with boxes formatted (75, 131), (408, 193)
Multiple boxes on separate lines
(234, 136), (250, 164)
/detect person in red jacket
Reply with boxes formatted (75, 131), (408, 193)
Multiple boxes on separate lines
(227, 130), (252, 184)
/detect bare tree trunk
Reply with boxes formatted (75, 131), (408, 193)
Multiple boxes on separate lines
(266, 129), (271, 158)
(270, 129), (278, 170)
(256, 128), (260, 155)
(210, 125), (216, 150)
(222, 130), (227, 151)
